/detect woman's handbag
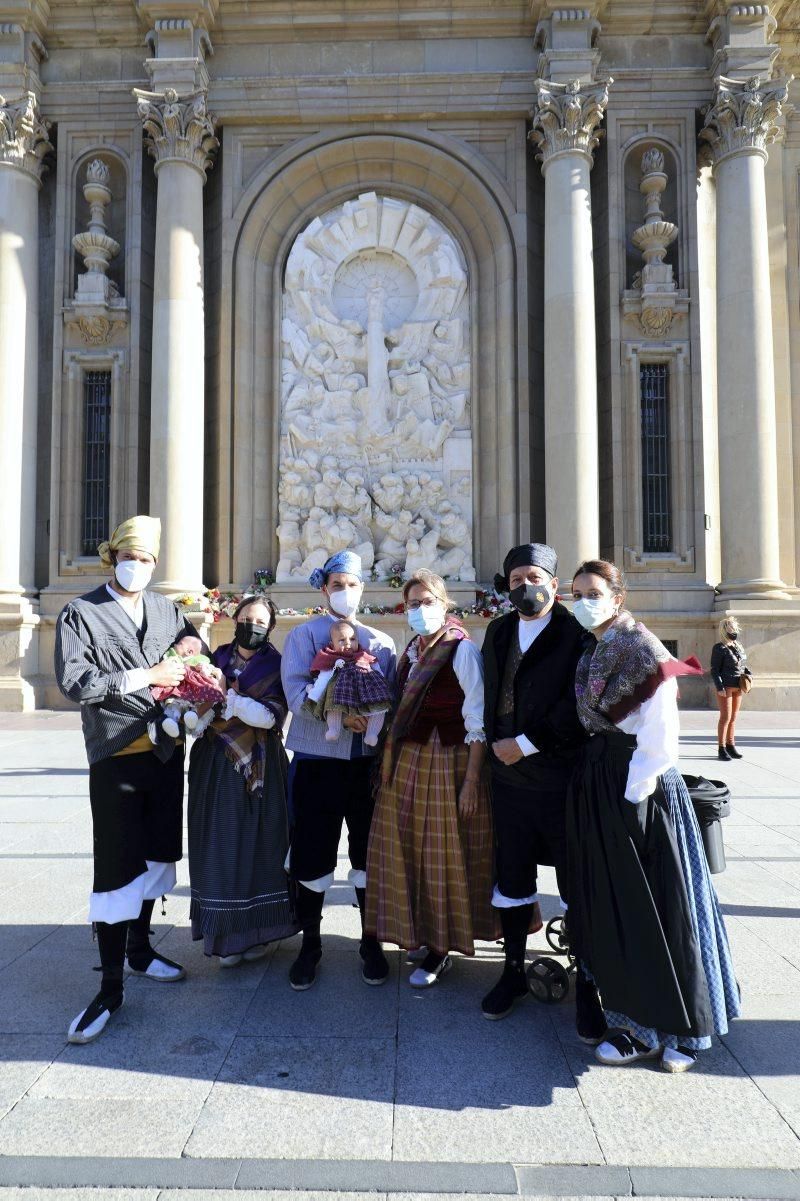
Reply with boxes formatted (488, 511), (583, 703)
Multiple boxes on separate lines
(739, 669), (752, 694)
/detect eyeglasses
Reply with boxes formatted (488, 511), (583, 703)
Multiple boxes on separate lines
(405, 598), (440, 610)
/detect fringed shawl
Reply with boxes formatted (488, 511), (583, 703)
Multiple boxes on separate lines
(575, 612), (702, 734)
(390, 619), (468, 746)
(208, 641), (287, 795)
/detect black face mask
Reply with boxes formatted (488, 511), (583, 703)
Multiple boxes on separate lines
(235, 621), (269, 651)
(508, 582), (551, 618)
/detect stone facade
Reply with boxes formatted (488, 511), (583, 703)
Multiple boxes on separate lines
(2, 0), (800, 709)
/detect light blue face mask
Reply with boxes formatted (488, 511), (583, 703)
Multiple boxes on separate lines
(407, 603), (445, 636)
(572, 597), (618, 630)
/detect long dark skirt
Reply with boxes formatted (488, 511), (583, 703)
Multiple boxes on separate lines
(567, 731), (738, 1040)
(188, 733), (299, 957)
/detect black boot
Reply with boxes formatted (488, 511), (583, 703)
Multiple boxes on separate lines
(718, 745), (731, 761)
(726, 744), (743, 759)
(289, 886), (324, 991)
(481, 905), (531, 1020)
(575, 970), (606, 1045)
(355, 886), (389, 986)
(68, 920), (126, 1044)
(126, 898), (185, 981)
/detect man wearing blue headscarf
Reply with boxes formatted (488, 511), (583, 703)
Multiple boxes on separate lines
(281, 551), (397, 990)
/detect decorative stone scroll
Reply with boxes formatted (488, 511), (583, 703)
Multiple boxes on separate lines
(0, 91), (51, 181)
(701, 74), (789, 164)
(277, 192), (475, 584)
(134, 87), (218, 178)
(530, 77), (610, 167)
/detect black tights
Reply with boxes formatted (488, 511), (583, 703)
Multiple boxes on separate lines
(96, 898), (156, 996)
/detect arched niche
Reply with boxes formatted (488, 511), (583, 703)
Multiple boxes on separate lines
(623, 139), (681, 291)
(212, 128), (526, 590)
(277, 191), (474, 585)
(71, 150), (128, 299)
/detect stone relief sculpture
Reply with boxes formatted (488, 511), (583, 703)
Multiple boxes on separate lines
(277, 192), (475, 582)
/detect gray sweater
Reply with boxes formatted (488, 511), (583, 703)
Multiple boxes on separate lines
(54, 585), (197, 764)
(281, 613), (397, 759)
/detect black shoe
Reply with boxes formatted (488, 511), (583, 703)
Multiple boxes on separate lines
(289, 939), (322, 991)
(575, 972), (606, 1045)
(718, 746), (731, 761)
(126, 949), (186, 981)
(67, 990), (123, 1044)
(360, 936), (389, 986)
(481, 962), (528, 1020)
(726, 744), (743, 759)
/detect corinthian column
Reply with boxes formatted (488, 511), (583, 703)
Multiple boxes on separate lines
(530, 78), (609, 576)
(135, 87), (218, 593)
(701, 75), (789, 599)
(0, 92), (51, 603)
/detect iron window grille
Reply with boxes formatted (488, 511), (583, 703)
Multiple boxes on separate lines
(82, 369), (111, 556)
(640, 363), (672, 553)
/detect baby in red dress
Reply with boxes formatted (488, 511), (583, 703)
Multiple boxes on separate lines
(303, 619), (392, 746)
(150, 633), (226, 739)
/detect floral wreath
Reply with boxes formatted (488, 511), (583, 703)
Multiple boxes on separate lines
(177, 567), (517, 622)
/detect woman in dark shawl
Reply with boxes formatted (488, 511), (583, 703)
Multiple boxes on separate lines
(567, 559), (740, 1073)
(188, 596), (298, 965)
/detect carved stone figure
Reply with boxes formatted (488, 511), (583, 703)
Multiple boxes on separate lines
(277, 192), (475, 581)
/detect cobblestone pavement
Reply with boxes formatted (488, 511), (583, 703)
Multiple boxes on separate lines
(0, 710), (798, 1200)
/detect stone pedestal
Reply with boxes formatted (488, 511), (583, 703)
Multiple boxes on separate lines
(530, 77), (609, 577)
(135, 87), (218, 596)
(702, 75), (789, 601)
(0, 92), (50, 710)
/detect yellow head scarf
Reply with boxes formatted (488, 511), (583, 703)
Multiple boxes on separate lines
(97, 516), (161, 569)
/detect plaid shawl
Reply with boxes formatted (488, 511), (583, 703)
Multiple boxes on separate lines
(575, 612), (702, 733)
(390, 619), (468, 745)
(208, 641), (287, 795)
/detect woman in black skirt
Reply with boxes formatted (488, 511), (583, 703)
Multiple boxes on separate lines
(188, 596), (299, 966)
(567, 560), (740, 1073)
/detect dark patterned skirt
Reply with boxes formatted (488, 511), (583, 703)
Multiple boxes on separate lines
(330, 663), (392, 714)
(187, 734), (299, 957)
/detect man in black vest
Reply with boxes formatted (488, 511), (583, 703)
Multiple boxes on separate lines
(482, 542), (604, 1041)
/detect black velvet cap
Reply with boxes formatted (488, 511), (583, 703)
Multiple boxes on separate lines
(494, 542), (558, 592)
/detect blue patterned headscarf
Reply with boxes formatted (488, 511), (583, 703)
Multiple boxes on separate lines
(309, 550), (364, 590)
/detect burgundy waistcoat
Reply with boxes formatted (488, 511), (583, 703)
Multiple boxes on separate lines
(400, 647), (467, 747)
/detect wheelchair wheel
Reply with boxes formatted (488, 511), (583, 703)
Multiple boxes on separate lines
(527, 956), (570, 1004)
(545, 916), (569, 954)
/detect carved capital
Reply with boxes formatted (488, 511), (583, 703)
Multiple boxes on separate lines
(134, 86), (218, 179)
(529, 76), (611, 168)
(701, 74), (790, 165)
(0, 90), (51, 180)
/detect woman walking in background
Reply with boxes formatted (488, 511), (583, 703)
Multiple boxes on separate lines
(567, 559), (740, 1073)
(711, 618), (748, 760)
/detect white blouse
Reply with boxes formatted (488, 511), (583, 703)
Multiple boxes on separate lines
(406, 637), (486, 744)
(616, 675), (680, 803)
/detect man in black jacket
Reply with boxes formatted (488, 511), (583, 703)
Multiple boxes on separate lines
(482, 542), (603, 1039)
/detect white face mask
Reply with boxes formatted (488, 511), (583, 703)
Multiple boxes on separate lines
(114, 558), (154, 593)
(407, 602), (446, 636)
(327, 585), (361, 619)
(573, 596), (618, 630)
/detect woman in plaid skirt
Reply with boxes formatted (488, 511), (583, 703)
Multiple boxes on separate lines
(365, 570), (496, 987)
